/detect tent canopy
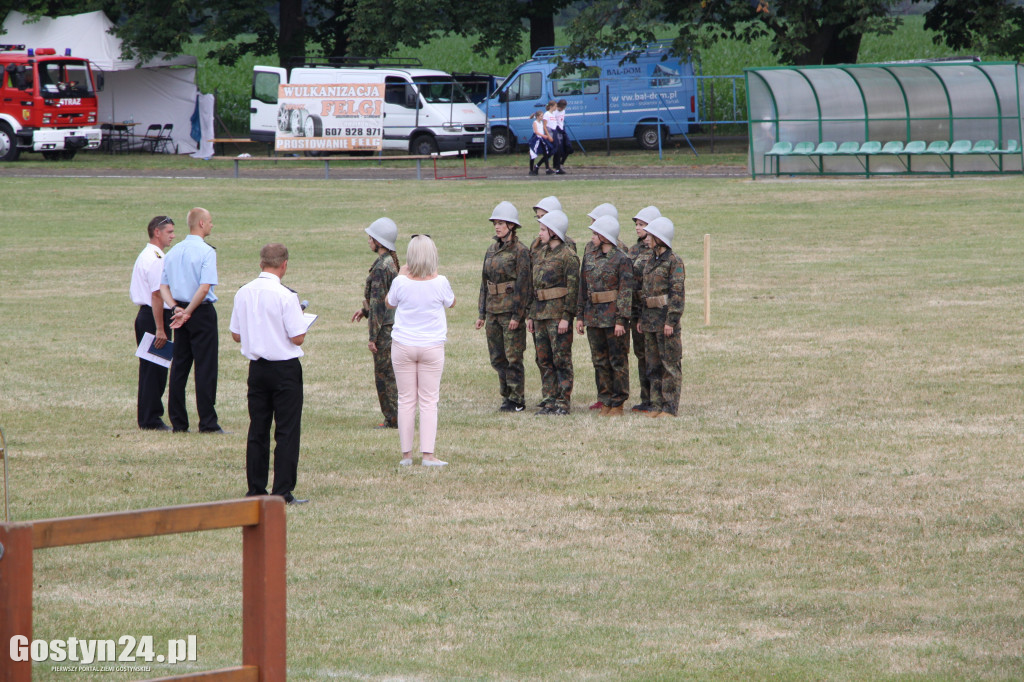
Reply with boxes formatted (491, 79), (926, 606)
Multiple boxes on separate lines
(1, 10), (196, 70)
(1, 10), (210, 155)
(746, 61), (1024, 176)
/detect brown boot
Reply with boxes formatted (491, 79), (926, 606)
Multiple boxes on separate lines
(646, 410), (663, 418)
(604, 405), (624, 417)
(599, 405), (611, 416)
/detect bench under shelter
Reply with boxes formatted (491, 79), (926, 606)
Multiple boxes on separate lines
(746, 60), (1024, 178)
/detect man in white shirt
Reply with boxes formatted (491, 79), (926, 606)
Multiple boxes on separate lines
(129, 216), (175, 430)
(230, 243), (311, 505)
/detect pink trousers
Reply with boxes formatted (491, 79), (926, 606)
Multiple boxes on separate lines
(391, 341), (445, 454)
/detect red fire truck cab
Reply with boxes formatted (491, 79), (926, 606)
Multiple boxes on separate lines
(0, 44), (103, 161)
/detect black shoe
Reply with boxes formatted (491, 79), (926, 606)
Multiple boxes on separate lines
(537, 398), (553, 408)
(550, 406), (570, 415)
(535, 406), (552, 415)
(141, 423), (172, 431)
(201, 427), (231, 434)
(172, 427), (189, 433)
(529, 168), (538, 176)
(631, 403), (654, 413)
(499, 400), (525, 413)
(545, 169), (555, 175)
(284, 495), (309, 505)
(555, 169), (567, 175)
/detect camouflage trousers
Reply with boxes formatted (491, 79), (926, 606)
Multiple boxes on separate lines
(631, 324), (651, 405)
(532, 318), (574, 409)
(644, 330), (682, 415)
(373, 324), (398, 426)
(586, 326), (630, 407)
(485, 312), (526, 404)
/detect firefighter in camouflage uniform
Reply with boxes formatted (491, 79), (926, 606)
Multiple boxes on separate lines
(530, 196), (576, 256)
(638, 217), (685, 418)
(576, 214), (633, 416)
(526, 209), (579, 415)
(351, 217), (399, 428)
(476, 201), (532, 412)
(627, 205), (662, 412)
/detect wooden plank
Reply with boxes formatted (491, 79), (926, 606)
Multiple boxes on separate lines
(209, 155), (432, 162)
(32, 499), (262, 549)
(0, 523), (33, 682)
(144, 665), (259, 682)
(242, 496), (287, 681)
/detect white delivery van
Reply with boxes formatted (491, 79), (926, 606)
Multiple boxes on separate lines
(250, 58), (488, 154)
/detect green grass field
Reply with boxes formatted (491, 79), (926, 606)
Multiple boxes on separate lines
(3, 173), (1024, 680)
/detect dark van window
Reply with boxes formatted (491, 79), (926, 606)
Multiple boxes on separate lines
(552, 67), (600, 96)
(506, 72), (542, 101)
(253, 71), (280, 104)
(385, 76), (416, 108)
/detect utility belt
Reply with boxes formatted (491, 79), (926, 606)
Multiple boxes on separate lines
(645, 294), (668, 308)
(487, 280), (515, 295)
(590, 290), (617, 304)
(535, 286), (568, 301)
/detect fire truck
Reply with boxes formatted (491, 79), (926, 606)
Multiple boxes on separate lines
(0, 44), (103, 161)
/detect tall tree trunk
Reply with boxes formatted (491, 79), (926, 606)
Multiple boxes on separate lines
(529, 13), (556, 55)
(279, 0), (306, 67)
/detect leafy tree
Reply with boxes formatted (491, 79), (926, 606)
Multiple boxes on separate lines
(919, 0), (1024, 60)
(562, 0), (902, 66)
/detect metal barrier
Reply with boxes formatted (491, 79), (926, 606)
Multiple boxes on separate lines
(0, 496), (286, 681)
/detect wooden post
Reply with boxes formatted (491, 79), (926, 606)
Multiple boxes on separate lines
(0, 523), (34, 682)
(242, 496), (287, 681)
(703, 234), (711, 326)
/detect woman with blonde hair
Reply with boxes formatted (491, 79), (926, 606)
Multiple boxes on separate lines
(386, 235), (456, 466)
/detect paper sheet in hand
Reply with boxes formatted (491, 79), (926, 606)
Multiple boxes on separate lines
(302, 312), (318, 332)
(136, 332), (173, 368)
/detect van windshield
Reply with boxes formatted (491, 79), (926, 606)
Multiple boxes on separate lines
(412, 76), (473, 104)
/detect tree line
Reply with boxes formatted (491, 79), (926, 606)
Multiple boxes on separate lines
(3, 0), (1023, 69)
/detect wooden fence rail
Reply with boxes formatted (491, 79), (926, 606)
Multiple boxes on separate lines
(0, 496), (286, 681)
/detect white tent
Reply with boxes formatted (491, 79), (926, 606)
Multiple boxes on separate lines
(1, 10), (213, 155)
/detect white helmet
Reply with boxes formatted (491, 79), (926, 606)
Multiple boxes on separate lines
(589, 215), (620, 245)
(587, 203), (618, 222)
(533, 196), (562, 215)
(365, 217), (397, 251)
(644, 216), (675, 248)
(538, 210), (569, 241)
(632, 206), (661, 226)
(489, 201), (521, 227)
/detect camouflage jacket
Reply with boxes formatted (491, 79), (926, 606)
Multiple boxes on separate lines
(478, 233), (532, 319)
(527, 240), (580, 321)
(577, 245), (633, 328)
(363, 252), (397, 341)
(640, 248), (685, 332)
(530, 234), (577, 256)
(627, 238), (653, 320)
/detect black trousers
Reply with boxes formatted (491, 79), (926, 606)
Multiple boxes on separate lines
(134, 305), (172, 428)
(168, 302), (219, 432)
(246, 358), (303, 499)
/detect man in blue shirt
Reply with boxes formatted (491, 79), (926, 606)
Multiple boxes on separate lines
(159, 207), (225, 433)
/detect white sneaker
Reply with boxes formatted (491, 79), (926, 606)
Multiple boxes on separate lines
(399, 458), (413, 466)
(422, 459), (448, 467)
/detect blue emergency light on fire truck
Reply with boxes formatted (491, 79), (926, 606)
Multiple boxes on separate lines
(484, 41), (699, 153)
(0, 44), (103, 161)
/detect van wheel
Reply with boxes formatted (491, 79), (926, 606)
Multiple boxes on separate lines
(290, 109), (304, 136)
(0, 123), (20, 162)
(489, 127), (514, 154)
(636, 124), (668, 150)
(303, 114), (323, 138)
(411, 135), (438, 156)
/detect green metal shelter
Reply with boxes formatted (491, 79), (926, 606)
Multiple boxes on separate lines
(746, 61), (1024, 178)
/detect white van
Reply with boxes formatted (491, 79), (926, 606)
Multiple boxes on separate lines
(250, 59), (488, 155)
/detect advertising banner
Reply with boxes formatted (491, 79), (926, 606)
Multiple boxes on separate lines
(275, 76), (384, 153)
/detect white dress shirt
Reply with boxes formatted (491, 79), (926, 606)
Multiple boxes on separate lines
(229, 272), (307, 361)
(130, 243), (169, 307)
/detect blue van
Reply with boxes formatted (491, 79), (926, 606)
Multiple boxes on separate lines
(484, 41), (699, 153)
